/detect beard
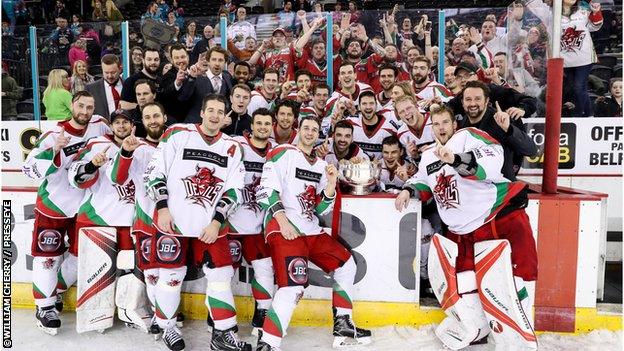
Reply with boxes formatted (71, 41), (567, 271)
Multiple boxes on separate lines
(347, 52), (360, 60)
(466, 107), (484, 119)
(414, 74), (427, 85)
(145, 64), (160, 75)
(72, 113), (90, 126)
(146, 124), (166, 140)
(113, 129), (132, 140)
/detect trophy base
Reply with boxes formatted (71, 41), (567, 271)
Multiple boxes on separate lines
(351, 185), (372, 196)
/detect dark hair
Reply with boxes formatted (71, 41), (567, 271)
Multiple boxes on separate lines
(358, 90), (377, 103)
(494, 51), (507, 57)
(101, 53), (120, 65)
(334, 120), (354, 132)
(143, 47), (160, 58)
(141, 101), (166, 116)
(263, 68), (279, 79)
(231, 83), (252, 96)
(378, 64), (398, 77)
(202, 94), (227, 111)
(299, 115), (321, 128)
(430, 104), (457, 122)
(382, 135), (401, 148)
(134, 79), (156, 94)
(251, 108), (274, 123)
(169, 43), (187, 55)
(463, 80), (490, 98)
(339, 61), (356, 72)
(313, 83), (330, 94)
(274, 99), (300, 119)
(413, 55), (432, 68)
(72, 90), (94, 103)
(295, 69), (312, 82)
(234, 61), (250, 70)
(610, 77), (622, 90)
(207, 46), (228, 60)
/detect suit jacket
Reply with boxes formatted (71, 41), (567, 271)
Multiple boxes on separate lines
(178, 71), (235, 123)
(85, 79), (116, 120)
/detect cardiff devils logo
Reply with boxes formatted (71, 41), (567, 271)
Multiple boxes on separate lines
(433, 170), (459, 210)
(115, 180), (136, 204)
(242, 174), (262, 213)
(296, 184), (317, 221)
(182, 164), (224, 208)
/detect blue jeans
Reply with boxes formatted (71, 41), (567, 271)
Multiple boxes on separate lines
(564, 64), (593, 117)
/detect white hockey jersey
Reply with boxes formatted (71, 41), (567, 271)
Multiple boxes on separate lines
(397, 114), (436, 151)
(325, 82), (374, 120)
(377, 100), (403, 130)
(68, 135), (135, 226)
(144, 124), (245, 237)
(404, 128), (526, 234)
(346, 115), (397, 161)
(247, 88), (277, 116)
(414, 81), (453, 111)
(258, 144), (334, 237)
(379, 159), (406, 191)
(107, 139), (159, 234)
(225, 135), (275, 235)
(22, 116), (111, 218)
(322, 139), (369, 168)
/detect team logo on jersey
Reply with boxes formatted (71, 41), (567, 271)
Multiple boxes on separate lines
(561, 26), (586, 53)
(286, 256), (308, 285)
(433, 170), (460, 210)
(115, 180), (136, 204)
(242, 175), (262, 213)
(140, 236), (152, 262)
(41, 257), (57, 269)
(297, 185), (317, 221)
(156, 235), (182, 262)
(489, 320), (504, 333)
(228, 239), (242, 264)
(182, 164), (224, 208)
(37, 229), (62, 253)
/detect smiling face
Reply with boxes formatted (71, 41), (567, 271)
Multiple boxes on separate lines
(234, 64), (250, 83)
(111, 117), (133, 140)
(339, 65), (356, 90)
(462, 87), (488, 120)
(395, 99), (422, 127)
(142, 104), (167, 140)
(71, 96), (95, 125)
(313, 87), (329, 111)
(333, 126), (353, 153)
(251, 113), (272, 141)
(379, 68), (396, 92)
(200, 99), (226, 135)
(276, 105), (295, 130)
(296, 74), (312, 91)
(75, 61), (87, 76)
(298, 118), (320, 149)
(171, 48), (189, 71)
(143, 51), (161, 75)
(382, 142), (403, 169)
(263, 73), (279, 95)
(359, 96), (377, 121)
(411, 60), (430, 85)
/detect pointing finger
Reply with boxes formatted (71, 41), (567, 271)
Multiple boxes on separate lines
(495, 101), (502, 113)
(130, 126), (136, 136)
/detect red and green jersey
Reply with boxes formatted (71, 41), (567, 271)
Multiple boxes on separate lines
(22, 115), (110, 218)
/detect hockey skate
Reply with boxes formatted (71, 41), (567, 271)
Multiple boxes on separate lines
(332, 314), (372, 349)
(211, 326), (252, 351)
(149, 317), (163, 340)
(54, 294), (64, 313)
(251, 304), (268, 336)
(163, 325), (185, 351)
(206, 311), (214, 332)
(36, 306), (60, 335)
(255, 340), (282, 351)
(176, 312), (185, 328)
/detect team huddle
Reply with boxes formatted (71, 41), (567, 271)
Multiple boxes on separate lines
(22, 40), (542, 351)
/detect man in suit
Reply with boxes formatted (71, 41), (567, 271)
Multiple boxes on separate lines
(159, 43), (190, 123)
(176, 46), (235, 123)
(85, 54), (122, 120)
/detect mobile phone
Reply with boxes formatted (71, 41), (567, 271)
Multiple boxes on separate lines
(425, 21), (432, 32)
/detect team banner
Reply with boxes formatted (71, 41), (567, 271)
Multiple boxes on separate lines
(520, 118), (622, 176)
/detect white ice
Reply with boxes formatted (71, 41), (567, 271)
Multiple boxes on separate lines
(6, 308), (623, 351)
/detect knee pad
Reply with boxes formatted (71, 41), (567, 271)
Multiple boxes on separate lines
(251, 257), (274, 278)
(333, 256), (356, 279)
(116, 250), (135, 270)
(156, 266), (186, 292)
(202, 264), (234, 283)
(33, 255), (62, 271)
(428, 234), (458, 309)
(277, 285), (305, 305)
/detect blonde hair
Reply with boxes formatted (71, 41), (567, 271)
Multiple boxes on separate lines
(43, 69), (69, 99)
(106, 0), (119, 14)
(392, 81), (416, 100)
(72, 60), (88, 77)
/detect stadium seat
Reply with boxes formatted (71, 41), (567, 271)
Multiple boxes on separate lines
(614, 65), (622, 80)
(15, 113), (35, 120)
(598, 55), (618, 67)
(590, 65), (613, 82)
(251, 6), (265, 14)
(21, 87), (34, 100)
(16, 100), (35, 114)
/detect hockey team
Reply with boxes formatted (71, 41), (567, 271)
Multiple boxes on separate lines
(21, 30), (541, 351)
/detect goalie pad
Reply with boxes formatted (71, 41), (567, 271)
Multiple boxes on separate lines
(76, 227), (117, 333)
(474, 239), (537, 349)
(428, 234), (488, 350)
(116, 270), (152, 333)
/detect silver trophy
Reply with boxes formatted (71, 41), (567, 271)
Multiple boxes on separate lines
(338, 160), (381, 195)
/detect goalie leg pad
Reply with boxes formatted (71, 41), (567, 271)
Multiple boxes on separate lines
(116, 271), (152, 333)
(76, 227), (118, 334)
(475, 239), (537, 349)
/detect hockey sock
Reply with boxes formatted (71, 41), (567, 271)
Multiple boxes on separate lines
(154, 266), (186, 329)
(144, 268), (160, 308)
(56, 254), (78, 295)
(32, 255), (62, 307)
(203, 265), (237, 330)
(332, 256), (356, 317)
(261, 285), (304, 348)
(250, 258), (274, 310)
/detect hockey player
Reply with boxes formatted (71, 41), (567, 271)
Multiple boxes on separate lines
(299, 83), (330, 138)
(315, 120), (369, 168)
(22, 91), (110, 335)
(346, 91), (397, 161)
(394, 95), (435, 163)
(325, 62), (374, 120)
(378, 135), (414, 192)
(106, 103), (178, 345)
(222, 108), (277, 335)
(270, 99), (299, 145)
(411, 56), (453, 111)
(60, 109), (137, 328)
(247, 69), (279, 117)
(255, 116), (372, 351)
(395, 105), (538, 350)
(144, 94), (252, 351)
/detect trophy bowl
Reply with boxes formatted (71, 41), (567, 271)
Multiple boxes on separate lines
(338, 160), (381, 195)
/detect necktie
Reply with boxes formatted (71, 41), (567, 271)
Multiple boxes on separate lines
(109, 82), (120, 109)
(212, 75), (222, 93)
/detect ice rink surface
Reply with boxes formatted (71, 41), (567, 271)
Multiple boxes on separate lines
(6, 308), (622, 351)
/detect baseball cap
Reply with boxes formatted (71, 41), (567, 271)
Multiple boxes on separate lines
(110, 109), (134, 123)
(454, 62), (478, 76)
(272, 28), (286, 36)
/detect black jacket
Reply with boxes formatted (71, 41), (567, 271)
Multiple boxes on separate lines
(221, 111), (251, 136)
(158, 67), (190, 123)
(594, 97), (622, 117)
(458, 107), (538, 181)
(177, 71), (235, 123)
(449, 84), (537, 118)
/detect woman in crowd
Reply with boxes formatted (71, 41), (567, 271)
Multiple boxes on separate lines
(131, 46), (144, 74)
(70, 14), (82, 35)
(70, 59), (95, 94)
(595, 78), (623, 117)
(181, 21), (202, 52)
(92, 0), (107, 21)
(42, 69), (72, 120)
(68, 39), (88, 69)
